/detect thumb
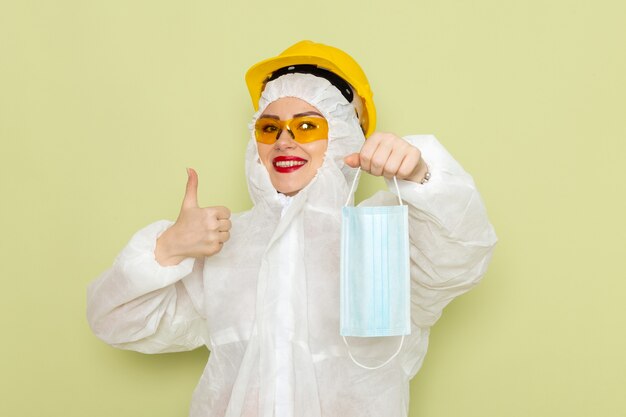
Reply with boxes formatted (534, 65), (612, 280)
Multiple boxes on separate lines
(344, 153), (361, 168)
(182, 168), (199, 209)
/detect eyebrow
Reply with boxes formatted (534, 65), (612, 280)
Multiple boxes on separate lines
(259, 111), (324, 120)
(294, 111), (324, 118)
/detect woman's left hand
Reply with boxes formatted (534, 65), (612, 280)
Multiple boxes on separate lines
(344, 132), (429, 183)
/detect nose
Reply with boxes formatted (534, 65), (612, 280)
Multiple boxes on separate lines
(275, 127), (296, 149)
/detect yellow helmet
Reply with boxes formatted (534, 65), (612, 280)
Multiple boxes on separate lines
(245, 40), (376, 137)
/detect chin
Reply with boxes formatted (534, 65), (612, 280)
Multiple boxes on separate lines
(271, 178), (306, 196)
(275, 184), (302, 196)
(268, 169), (319, 196)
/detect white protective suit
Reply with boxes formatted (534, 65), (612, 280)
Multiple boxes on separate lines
(87, 73), (497, 417)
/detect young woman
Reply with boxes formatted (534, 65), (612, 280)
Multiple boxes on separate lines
(87, 41), (497, 417)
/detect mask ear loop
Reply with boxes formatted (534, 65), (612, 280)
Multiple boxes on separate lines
(343, 335), (405, 370)
(342, 168), (405, 369)
(392, 176), (403, 205)
(344, 168), (362, 207)
(344, 168), (403, 207)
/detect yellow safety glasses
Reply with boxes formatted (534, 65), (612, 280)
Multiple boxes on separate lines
(254, 116), (329, 144)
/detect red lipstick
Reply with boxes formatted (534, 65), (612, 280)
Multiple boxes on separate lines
(272, 156), (308, 173)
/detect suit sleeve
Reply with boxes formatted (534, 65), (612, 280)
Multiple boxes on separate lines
(86, 220), (209, 353)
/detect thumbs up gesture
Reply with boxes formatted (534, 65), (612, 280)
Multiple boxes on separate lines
(155, 168), (232, 266)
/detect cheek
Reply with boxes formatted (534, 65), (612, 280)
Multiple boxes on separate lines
(303, 140), (329, 163)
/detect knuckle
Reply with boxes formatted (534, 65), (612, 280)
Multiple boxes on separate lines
(205, 216), (219, 229)
(398, 166), (413, 178)
(385, 163), (399, 175)
(378, 132), (395, 143)
(371, 158), (383, 170)
(216, 205), (231, 217)
(367, 132), (382, 143)
(206, 242), (221, 255)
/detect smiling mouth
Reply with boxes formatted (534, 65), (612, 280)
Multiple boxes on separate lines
(273, 156), (308, 173)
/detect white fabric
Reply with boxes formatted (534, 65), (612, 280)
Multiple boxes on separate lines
(87, 73), (498, 417)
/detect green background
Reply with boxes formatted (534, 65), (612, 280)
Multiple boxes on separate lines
(1, 1), (625, 416)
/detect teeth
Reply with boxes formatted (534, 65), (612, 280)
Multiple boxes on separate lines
(275, 160), (306, 168)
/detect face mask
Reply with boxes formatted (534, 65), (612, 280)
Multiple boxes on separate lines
(340, 169), (411, 369)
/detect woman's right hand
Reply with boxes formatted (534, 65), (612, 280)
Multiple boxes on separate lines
(155, 168), (231, 266)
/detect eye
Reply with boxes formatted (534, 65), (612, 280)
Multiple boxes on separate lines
(262, 124), (279, 133)
(298, 121), (318, 131)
